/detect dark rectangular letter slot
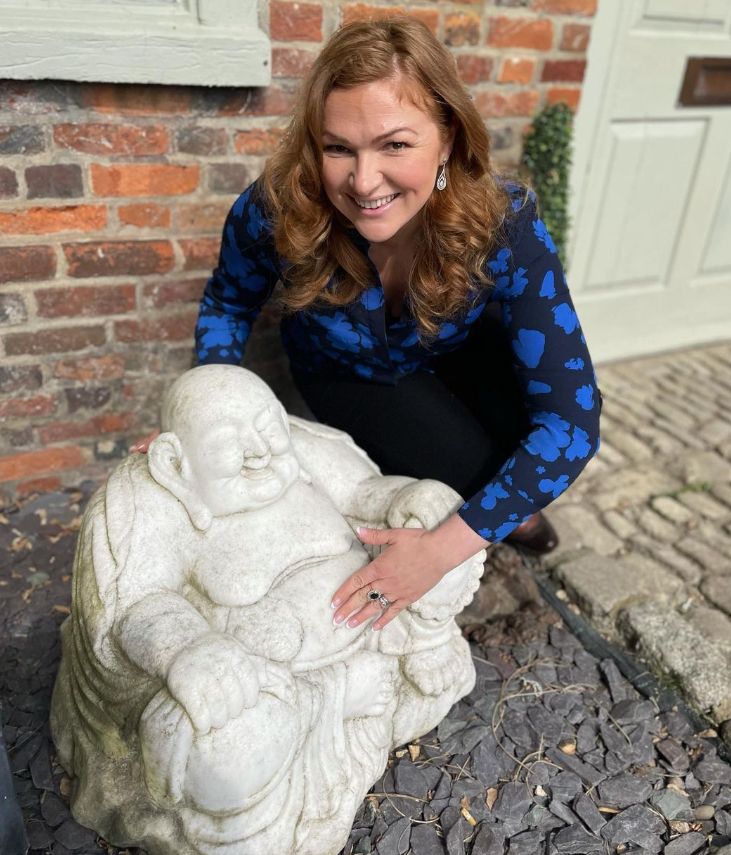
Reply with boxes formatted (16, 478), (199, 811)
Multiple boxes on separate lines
(679, 57), (731, 106)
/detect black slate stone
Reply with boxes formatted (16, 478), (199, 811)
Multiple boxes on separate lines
(526, 705), (566, 745)
(500, 709), (538, 751)
(53, 818), (98, 850)
(717, 809), (731, 837)
(491, 781), (532, 824)
(600, 721), (629, 754)
(375, 816), (410, 855)
(394, 762), (428, 798)
(507, 828), (543, 854)
(548, 798), (580, 826)
(545, 748), (605, 786)
(658, 711), (696, 744)
(444, 818), (465, 855)
(599, 659), (629, 702)
(663, 831), (707, 855)
(573, 792), (606, 834)
(41, 792), (70, 827)
(553, 822), (604, 853)
(442, 724), (491, 756)
(694, 756), (731, 785)
(408, 823), (446, 855)
(549, 771), (583, 803)
(26, 818), (55, 849)
(648, 788), (694, 822)
(610, 699), (655, 724)
(29, 741), (54, 790)
(470, 823), (504, 855)
(599, 803), (665, 850)
(597, 772), (653, 808)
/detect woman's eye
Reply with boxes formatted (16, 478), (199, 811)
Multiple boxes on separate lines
(324, 144), (351, 154)
(387, 141), (409, 151)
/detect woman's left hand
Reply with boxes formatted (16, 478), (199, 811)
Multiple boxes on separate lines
(331, 515), (489, 631)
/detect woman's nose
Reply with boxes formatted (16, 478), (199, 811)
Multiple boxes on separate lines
(349, 155), (381, 197)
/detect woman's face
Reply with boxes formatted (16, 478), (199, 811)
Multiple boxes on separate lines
(321, 75), (453, 250)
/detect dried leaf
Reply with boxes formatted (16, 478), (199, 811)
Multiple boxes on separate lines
(598, 806), (620, 814)
(59, 776), (71, 799)
(408, 744), (420, 762)
(460, 805), (477, 827)
(486, 787), (498, 810)
(559, 739), (576, 755)
(0, 513), (9, 525)
(34, 508), (48, 525)
(53, 605), (71, 615)
(697, 728), (717, 738)
(395, 748), (407, 758)
(669, 821), (691, 833)
(11, 534), (33, 552)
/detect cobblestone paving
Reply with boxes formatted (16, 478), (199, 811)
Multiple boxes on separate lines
(543, 341), (731, 732)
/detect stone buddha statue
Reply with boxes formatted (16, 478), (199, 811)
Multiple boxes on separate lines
(51, 365), (484, 855)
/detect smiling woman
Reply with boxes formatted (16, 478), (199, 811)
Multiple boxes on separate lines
(192, 16), (602, 632)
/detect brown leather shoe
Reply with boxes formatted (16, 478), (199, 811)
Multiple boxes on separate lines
(505, 511), (558, 555)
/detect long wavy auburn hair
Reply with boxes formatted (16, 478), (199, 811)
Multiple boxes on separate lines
(261, 16), (517, 337)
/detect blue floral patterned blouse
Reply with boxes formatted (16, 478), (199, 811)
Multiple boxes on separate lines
(195, 178), (601, 543)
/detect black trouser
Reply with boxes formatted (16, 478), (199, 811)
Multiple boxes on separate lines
(292, 311), (531, 502)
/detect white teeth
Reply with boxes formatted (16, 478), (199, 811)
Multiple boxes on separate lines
(355, 193), (397, 209)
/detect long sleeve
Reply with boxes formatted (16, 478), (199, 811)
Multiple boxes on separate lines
(195, 180), (282, 366)
(457, 196), (601, 542)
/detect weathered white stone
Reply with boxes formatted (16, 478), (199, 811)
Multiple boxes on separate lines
(685, 604), (731, 655)
(676, 537), (730, 576)
(602, 509), (638, 541)
(554, 553), (685, 620)
(673, 451), (731, 487)
(701, 577), (731, 618)
(651, 496), (695, 526)
(50, 365), (485, 855)
(636, 507), (679, 542)
(676, 490), (730, 520)
(546, 505), (622, 557)
(618, 602), (731, 721)
(592, 466), (682, 513)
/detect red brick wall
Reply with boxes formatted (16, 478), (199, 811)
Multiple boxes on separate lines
(0, 0), (596, 501)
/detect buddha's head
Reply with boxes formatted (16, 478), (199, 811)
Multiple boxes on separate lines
(148, 366), (300, 528)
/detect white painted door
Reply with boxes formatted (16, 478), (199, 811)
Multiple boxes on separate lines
(568, 0), (731, 364)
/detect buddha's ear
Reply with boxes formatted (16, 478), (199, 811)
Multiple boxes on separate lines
(147, 432), (212, 531)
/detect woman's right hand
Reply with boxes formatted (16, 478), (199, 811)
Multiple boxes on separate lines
(129, 430), (160, 454)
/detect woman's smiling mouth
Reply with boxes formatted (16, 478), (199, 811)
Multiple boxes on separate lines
(352, 193), (399, 213)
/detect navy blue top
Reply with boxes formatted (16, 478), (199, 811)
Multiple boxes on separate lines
(195, 178), (601, 543)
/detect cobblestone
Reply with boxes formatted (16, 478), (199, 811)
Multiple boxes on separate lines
(544, 341), (731, 732)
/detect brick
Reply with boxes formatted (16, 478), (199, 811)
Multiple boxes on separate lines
(0, 206), (106, 235)
(677, 537), (729, 576)
(0, 394), (57, 419)
(272, 47), (317, 78)
(495, 0), (531, 5)
(651, 496), (695, 525)
(561, 22), (591, 51)
(0, 446), (85, 482)
(142, 278), (206, 308)
(498, 57), (536, 84)
(4, 325), (106, 356)
(600, 425), (653, 463)
(176, 126), (228, 156)
(36, 284), (136, 318)
(52, 354), (125, 382)
(173, 202), (230, 234)
(636, 508), (678, 542)
(118, 203), (171, 229)
(0, 166), (18, 197)
(64, 240), (174, 278)
(1, 426), (34, 450)
(114, 309), (197, 343)
(53, 122), (170, 156)
(39, 411), (136, 444)
(456, 55), (494, 86)
(678, 490), (730, 521)
(629, 535), (702, 585)
(0, 125), (45, 154)
(541, 59), (586, 83)
(0, 246), (56, 284)
(179, 238), (220, 271)
(0, 294), (28, 326)
(215, 86), (296, 117)
(0, 364), (43, 394)
(81, 84), (192, 116)
(342, 5), (439, 33)
(16, 476), (63, 497)
(270, 1), (323, 41)
(208, 163), (251, 194)
(445, 13), (480, 47)
(25, 163), (83, 200)
(474, 89), (540, 118)
(234, 129), (285, 155)
(547, 87), (582, 111)
(0, 81), (81, 115)
(592, 465), (681, 513)
(601, 509), (638, 540)
(91, 164), (199, 197)
(487, 17), (553, 50)
(701, 578), (731, 618)
(534, 0), (597, 15)
(65, 386), (112, 412)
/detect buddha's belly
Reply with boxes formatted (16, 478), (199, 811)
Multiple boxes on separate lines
(264, 543), (372, 670)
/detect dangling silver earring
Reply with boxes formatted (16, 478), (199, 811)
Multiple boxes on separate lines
(436, 161), (447, 191)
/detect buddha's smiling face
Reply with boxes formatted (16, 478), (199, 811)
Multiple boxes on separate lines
(179, 398), (300, 517)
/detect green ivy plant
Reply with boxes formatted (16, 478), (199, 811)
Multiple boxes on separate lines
(520, 101), (574, 268)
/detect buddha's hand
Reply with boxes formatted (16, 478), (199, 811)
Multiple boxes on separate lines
(387, 480), (461, 531)
(166, 632), (260, 734)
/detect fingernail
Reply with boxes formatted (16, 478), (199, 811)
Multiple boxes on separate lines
(372, 624), (381, 632)
(346, 617), (358, 628)
(333, 614), (344, 625)
(331, 598), (341, 609)
(356, 527), (364, 536)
